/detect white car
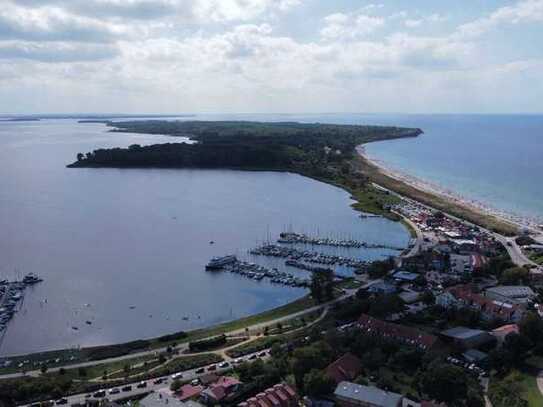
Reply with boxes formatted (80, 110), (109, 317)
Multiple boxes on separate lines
(171, 372), (183, 380)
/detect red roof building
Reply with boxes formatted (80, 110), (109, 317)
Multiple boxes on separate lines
(445, 285), (524, 322)
(176, 384), (204, 401)
(325, 353), (362, 384)
(238, 383), (299, 407)
(358, 314), (438, 351)
(200, 376), (242, 404)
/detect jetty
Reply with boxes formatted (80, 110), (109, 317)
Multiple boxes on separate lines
(250, 244), (368, 269)
(205, 258), (310, 287)
(0, 273), (43, 334)
(277, 232), (403, 250)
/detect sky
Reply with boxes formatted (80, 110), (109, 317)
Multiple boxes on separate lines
(0, 0), (542, 114)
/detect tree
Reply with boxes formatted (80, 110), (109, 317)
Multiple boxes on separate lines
(170, 379), (182, 392)
(500, 267), (530, 285)
(303, 369), (335, 397)
(76, 153), (84, 161)
(40, 365), (48, 375)
(78, 367), (87, 377)
(421, 290), (435, 305)
(58, 368), (66, 376)
(416, 361), (472, 404)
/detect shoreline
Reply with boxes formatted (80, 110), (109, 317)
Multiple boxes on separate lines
(357, 145), (543, 234)
(356, 145), (525, 236)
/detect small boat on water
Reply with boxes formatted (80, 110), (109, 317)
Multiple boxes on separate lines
(205, 255), (237, 270)
(85, 320), (92, 325)
(23, 273), (43, 285)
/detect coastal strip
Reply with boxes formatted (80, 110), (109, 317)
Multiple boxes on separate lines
(355, 145), (521, 237)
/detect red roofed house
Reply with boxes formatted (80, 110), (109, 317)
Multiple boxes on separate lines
(176, 384), (204, 402)
(438, 285), (524, 323)
(325, 353), (362, 384)
(201, 376), (242, 404)
(491, 324), (520, 346)
(238, 383), (299, 407)
(358, 314), (438, 351)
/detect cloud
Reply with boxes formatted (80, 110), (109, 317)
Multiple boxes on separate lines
(0, 41), (119, 62)
(321, 11), (384, 40)
(0, 3), (132, 43)
(456, 0), (543, 38)
(405, 13), (447, 28)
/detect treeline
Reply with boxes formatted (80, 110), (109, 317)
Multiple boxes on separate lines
(68, 121), (422, 174)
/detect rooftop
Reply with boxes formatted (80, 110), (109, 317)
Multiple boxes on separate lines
(334, 381), (402, 407)
(441, 326), (487, 340)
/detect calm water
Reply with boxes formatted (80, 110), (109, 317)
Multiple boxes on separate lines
(360, 114), (543, 221)
(0, 119), (408, 355)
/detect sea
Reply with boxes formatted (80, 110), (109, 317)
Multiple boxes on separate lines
(0, 117), (409, 356)
(2, 113), (540, 356)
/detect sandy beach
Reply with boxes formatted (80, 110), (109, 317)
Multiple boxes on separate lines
(357, 145), (543, 236)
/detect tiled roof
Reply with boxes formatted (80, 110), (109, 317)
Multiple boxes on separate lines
(238, 383), (298, 407)
(358, 314), (437, 350)
(325, 352), (362, 384)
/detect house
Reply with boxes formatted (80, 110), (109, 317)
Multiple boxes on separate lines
(177, 384), (204, 402)
(485, 286), (536, 306)
(440, 327), (495, 349)
(325, 353), (363, 384)
(200, 376), (242, 404)
(334, 381), (403, 407)
(141, 392), (203, 407)
(367, 280), (397, 295)
(439, 285), (524, 322)
(491, 324), (519, 346)
(238, 383), (299, 407)
(392, 271), (419, 283)
(358, 314), (438, 351)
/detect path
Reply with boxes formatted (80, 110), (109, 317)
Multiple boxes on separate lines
(0, 289), (354, 380)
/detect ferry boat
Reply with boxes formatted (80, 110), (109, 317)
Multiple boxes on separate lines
(23, 273), (43, 285)
(205, 255), (237, 270)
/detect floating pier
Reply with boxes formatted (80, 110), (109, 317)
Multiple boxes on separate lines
(277, 232), (403, 250)
(0, 273), (43, 334)
(250, 244), (369, 268)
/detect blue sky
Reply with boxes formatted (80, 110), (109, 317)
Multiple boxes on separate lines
(0, 0), (542, 114)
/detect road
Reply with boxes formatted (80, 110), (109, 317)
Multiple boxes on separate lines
(22, 349), (272, 407)
(1, 288), (357, 381)
(373, 182), (538, 269)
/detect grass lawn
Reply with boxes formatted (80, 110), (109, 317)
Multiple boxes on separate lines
(489, 369), (543, 407)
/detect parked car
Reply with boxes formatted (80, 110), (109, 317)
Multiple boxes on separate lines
(233, 358), (243, 364)
(191, 379), (200, 386)
(136, 381), (147, 389)
(195, 367), (205, 374)
(154, 377), (165, 384)
(218, 361), (229, 368)
(207, 365), (217, 371)
(93, 391), (106, 398)
(108, 388), (120, 395)
(248, 354), (257, 360)
(258, 351), (267, 357)
(171, 372), (183, 380)
(55, 399), (68, 405)
(121, 385), (132, 392)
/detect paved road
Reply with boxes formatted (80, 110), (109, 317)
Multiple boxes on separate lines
(1, 289), (357, 380)
(373, 182), (536, 269)
(22, 349), (271, 407)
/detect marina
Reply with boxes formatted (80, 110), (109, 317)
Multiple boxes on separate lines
(206, 256), (311, 287)
(277, 232), (403, 250)
(249, 244), (369, 269)
(0, 274), (42, 335)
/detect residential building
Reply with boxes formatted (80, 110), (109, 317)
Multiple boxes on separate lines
(358, 314), (438, 351)
(439, 285), (524, 322)
(334, 381), (403, 407)
(485, 286), (536, 306)
(367, 281), (397, 295)
(141, 392), (202, 407)
(176, 384), (204, 402)
(238, 383), (299, 407)
(491, 324), (519, 346)
(325, 352), (362, 384)
(440, 326), (495, 349)
(200, 376), (242, 404)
